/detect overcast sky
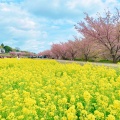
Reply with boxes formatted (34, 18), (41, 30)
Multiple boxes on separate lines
(0, 0), (120, 53)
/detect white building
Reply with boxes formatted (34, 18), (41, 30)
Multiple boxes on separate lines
(0, 48), (5, 53)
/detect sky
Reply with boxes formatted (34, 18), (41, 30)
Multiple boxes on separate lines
(0, 0), (120, 53)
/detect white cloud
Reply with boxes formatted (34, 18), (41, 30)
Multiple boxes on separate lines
(1, 6), (10, 11)
(20, 39), (45, 52)
(51, 26), (59, 29)
(18, 18), (36, 30)
(4, 39), (18, 47)
(0, 2), (48, 52)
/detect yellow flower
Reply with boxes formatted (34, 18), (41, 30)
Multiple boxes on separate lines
(62, 98), (67, 104)
(77, 102), (84, 110)
(24, 97), (36, 107)
(40, 118), (45, 120)
(17, 115), (24, 119)
(87, 114), (95, 120)
(106, 114), (115, 120)
(113, 100), (120, 109)
(67, 113), (77, 120)
(67, 105), (76, 114)
(49, 112), (54, 116)
(0, 59), (120, 119)
(54, 115), (59, 120)
(0, 99), (2, 105)
(7, 112), (15, 120)
(61, 116), (67, 120)
(70, 95), (75, 103)
(83, 91), (91, 102)
(94, 110), (104, 119)
(22, 107), (30, 114)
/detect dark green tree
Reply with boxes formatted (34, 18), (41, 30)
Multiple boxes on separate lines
(4, 46), (13, 53)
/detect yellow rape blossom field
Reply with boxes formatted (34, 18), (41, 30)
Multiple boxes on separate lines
(0, 59), (120, 120)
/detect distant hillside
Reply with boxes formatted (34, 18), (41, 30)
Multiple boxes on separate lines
(0, 43), (22, 53)
(0, 43), (36, 58)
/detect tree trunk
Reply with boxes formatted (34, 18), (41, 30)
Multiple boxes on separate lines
(71, 54), (75, 61)
(112, 55), (117, 63)
(84, 54), (88, 61)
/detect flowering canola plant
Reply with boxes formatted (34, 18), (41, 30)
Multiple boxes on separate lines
(0, 59), (120, 120)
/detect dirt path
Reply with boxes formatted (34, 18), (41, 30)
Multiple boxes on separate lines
(56, 60), (119, 68)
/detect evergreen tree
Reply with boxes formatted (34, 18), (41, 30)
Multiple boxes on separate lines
(1, 43), (4, 48)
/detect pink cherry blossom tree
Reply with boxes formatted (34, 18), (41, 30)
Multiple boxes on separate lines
(75, 9), (120, 63)
(9, 52), (16, 57)
(38, 50), (52, 58)
(78, 37), (100, 61)
(51, 43), (61, 59)
(51, 43), (68, 59)
(65, 39), (80, 60)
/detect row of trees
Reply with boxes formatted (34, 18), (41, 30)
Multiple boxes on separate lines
(38, 38), (101, 61)
(9, 51), (35, 58)
(39, 9), (120, 63)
